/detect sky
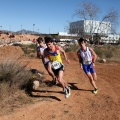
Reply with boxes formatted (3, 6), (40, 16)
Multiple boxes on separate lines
(0, 0), (120, 34)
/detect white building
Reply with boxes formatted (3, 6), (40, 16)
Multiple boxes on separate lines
(101, 34), (120, 43)
(69, 20), (111, 35)
(58, 32), (77, 37)
(69, 20), (120, 43)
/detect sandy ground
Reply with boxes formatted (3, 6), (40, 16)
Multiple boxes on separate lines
(0, 47), (120, 120)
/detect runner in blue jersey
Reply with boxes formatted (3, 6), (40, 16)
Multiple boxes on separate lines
(77, 37), (98, 94)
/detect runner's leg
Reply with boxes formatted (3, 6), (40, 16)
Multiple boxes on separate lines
(57, 70), (70, 98)
(45, 62), (56, 80)
(91, 72), (97, 81)
(86, 72), (98, 89)
(57, 70), (66, 90)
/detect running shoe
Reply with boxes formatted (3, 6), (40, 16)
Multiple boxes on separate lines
(64, 89), (68, 98)
(67, 87), (71, 96)
(92, 89), (98, 94)
(64, 87), (71, 98)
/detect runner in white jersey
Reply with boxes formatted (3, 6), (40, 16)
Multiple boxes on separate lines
(37, 37), (56, 84)
(77, 37), (98, 94)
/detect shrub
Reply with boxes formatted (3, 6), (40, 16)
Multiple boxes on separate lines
(104, 50), (113, 58)
(94, 45), (118, 60)
(104, 45), (115, 59)
(0, 59), (32, 90)
(65, 44), (79, 52)
(94, 47), (104, 58)
(29, 44), (37, 51)
(0, 58), (45, 115)
(20, 44), (37, 57)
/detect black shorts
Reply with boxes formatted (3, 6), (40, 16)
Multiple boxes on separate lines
(52, 65), (64, 76)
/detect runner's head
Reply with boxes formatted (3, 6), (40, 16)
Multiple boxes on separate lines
(44, 37), (53, 43)
(78, 37), (86, 47)
(78, 37), (86, 43)
(37, 37), (44, 45)
(44, 37), (54, 49)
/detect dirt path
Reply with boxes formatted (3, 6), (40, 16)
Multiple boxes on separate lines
(0, 58), (120, 120)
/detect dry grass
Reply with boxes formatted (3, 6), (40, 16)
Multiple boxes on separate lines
(93, 45), (120, 62)
(66, 44), (120, 62)
(0, 58), (44, 116)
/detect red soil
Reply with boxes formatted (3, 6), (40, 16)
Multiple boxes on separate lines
(0, 46), (120, 120)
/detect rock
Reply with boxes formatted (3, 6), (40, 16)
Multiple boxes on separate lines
(38, 72), (44, 77)
(33, 80), (40, 90)
(102, 59), (106, 63)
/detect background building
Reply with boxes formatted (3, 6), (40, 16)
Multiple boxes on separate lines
(69, 20), (111, 35)
(101, 34), (120, 43)
(69, 20), (120, 44)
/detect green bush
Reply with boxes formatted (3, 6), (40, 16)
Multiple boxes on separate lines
(65, 44), (79, 52)
(20, 44), (37, 55)
(105, 50), (113, 58)
(94, 47), (104, 58)
(94, 45), (118, 59)
(29, 44), (37, 51)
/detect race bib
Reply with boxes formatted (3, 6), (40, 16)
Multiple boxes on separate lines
(51, 61), (62, 70)
(83, 58), (92, 65)
(83, 61), (92, 65)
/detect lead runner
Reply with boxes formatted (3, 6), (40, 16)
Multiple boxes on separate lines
(43, 36), (71, 98)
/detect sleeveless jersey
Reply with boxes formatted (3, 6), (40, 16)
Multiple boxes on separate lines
(38, 44), (49, 63)
(47, 46), (63, 70)
(38, 44), (47, 55)
(47, 46), (62, 64)
(80, 47), (92, 64)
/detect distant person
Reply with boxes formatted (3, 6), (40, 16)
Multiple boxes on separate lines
(77, 37), (98, 94)
(37, 37), (56, 84)
(44, 37), (71, 98)
(32, 38), (36, 43)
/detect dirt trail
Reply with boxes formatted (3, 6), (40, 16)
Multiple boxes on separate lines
(0, 56), (120, 120)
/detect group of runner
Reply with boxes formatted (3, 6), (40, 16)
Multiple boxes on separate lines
(37, 36), (98, 98)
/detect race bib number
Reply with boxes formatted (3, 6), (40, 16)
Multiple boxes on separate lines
(51, 61), (62, 70)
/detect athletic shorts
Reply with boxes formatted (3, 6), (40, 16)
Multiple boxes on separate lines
(82, 63), (96, 74)
(44, 61), (50, 67)
(52, 65), (64, 76)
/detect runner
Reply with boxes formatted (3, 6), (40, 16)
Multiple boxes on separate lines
(77, 37), (98, 94)
(44, 36), (71, 98)
(37, 37), (56, 84)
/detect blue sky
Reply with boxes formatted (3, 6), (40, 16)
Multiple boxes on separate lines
(0, 0), (120, 34)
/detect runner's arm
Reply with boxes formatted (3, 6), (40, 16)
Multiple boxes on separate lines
(37, 47), (43, 57)
(58, 46), (70, 63)
(43, 49), (49, 64)
(89, 47), (97, 63)
(77, 49), (83, 69)
(77, 49), (82, 64)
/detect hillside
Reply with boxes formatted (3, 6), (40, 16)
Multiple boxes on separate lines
(0, 33), (39, 45)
